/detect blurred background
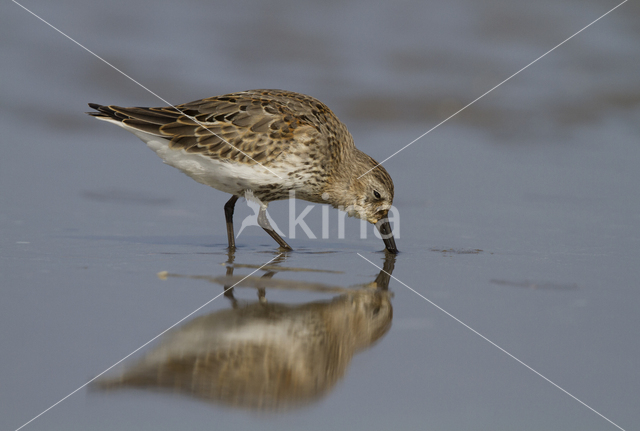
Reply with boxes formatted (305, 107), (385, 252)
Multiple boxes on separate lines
(1, 0), (639, 430)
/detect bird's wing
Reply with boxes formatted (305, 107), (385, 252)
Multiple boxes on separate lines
(88, 90), (325, 165)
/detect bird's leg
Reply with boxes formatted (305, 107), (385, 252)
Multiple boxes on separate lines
(224, 195), (239, 249)
(257, 206), (293, 251)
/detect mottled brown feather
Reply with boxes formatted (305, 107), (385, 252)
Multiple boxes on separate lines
(88, 90), (357, 168)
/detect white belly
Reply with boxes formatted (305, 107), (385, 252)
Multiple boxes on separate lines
(129, 130), (295, 196)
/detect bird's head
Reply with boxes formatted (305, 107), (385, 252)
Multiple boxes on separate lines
(324, 156), (398, 253)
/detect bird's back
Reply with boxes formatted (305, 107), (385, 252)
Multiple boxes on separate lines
(88, 90), (355, 200)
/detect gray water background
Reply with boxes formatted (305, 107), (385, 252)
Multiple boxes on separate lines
(1, 0), (639, 430)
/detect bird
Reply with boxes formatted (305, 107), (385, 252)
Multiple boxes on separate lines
(88, 89), (398, 253)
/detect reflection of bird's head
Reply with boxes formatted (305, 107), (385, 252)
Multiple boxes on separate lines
(336, 289), (393, 350)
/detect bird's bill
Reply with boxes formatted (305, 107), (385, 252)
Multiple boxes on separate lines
(376, 219), (399, 254)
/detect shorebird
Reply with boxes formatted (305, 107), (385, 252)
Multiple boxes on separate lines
(88, 89), (397, 253)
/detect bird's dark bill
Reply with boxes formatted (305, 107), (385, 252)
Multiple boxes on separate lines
(377, 219), (398, 254)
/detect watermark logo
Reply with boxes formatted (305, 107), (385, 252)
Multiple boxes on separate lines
(236, 191), (286, 238)
(237, 190), (400, 240)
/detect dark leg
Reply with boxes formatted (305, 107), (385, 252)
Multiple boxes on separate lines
(257, 206), (293, 251)
(224, 195), (239, 249)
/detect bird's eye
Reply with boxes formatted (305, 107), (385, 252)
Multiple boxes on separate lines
(373, 190), (381, 199)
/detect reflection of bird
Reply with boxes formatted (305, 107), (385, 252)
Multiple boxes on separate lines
(95, 289), (392, 410)
(88, 90), (397, 252)
(235, 190), (285, 239)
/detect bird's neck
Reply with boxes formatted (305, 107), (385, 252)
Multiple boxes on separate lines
(322, 147), (371, 210)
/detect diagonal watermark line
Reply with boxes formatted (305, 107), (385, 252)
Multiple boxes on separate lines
(13, 254), (283, 431)
(357, 253), (626, 431)
(358, 0), (628, 179)
(11, 0), (283, 179)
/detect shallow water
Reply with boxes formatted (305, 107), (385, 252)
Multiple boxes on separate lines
(2, 0), (639, 430)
